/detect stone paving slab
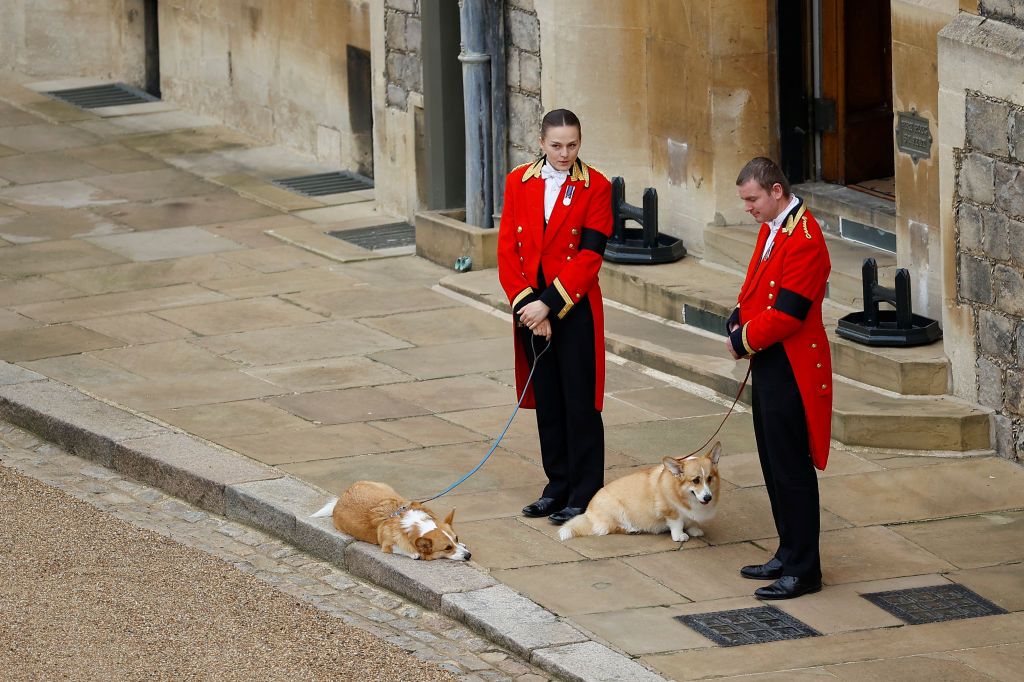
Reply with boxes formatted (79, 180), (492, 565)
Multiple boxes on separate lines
(0, 237), (128, 276)
(13, 283), (229, 323)
(94, 192), (277, 231)
(47, 253), (257, 295)
(151, 400), (315, 440)
(0, 207), (131, 244)
(0, 149), (106, 184)
(191, 319), (412, 366)
(64, 142), (170, 173)
(0, 323), (123, 362)
(86, 225), (247, 262)
(153, 296), (326, 335)
(0, 178), (126, 211)
(643, 612), (1024, 680)
(241, 355), (412, 392)
(83, 167), (221, 202)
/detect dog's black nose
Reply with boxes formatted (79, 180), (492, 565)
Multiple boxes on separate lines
(464, 551), (472, 560)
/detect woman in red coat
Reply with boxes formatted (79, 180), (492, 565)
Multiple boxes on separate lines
(497, 109), (613, 526)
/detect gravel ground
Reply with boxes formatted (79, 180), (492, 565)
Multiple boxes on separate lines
(0, 424), (550, 682)
(0, 465), (460, 682)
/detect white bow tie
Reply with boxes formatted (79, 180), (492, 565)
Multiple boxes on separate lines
(540, 163), (569, 183)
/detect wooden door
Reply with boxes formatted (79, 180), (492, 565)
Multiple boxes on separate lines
(819, 0), (894, 185)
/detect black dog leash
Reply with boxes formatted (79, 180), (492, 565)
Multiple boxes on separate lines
(678, 364), (752, 459)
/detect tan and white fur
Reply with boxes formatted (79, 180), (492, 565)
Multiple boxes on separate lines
(312, 481), (470, 561)
(558, 442), (722, 542)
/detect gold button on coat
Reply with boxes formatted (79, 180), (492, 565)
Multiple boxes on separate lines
(566, 255), (573, 261)
(811, 343), (817, 349)
(821, 384), (827, 390)
(571, 228), (579, 235)
(769, 280), (775, 287)
(517, 225), (523, 233)
(568, 243), (575, 249)
(768, 293), (774, 299)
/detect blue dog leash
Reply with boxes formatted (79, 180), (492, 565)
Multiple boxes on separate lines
(417, 334), (552, 505)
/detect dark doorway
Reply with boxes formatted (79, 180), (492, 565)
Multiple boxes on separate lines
(421, 0), (465, 210)
(778, 0), (894, 187)
(143, 0), (160, 98)
(347, 45), (374, 178)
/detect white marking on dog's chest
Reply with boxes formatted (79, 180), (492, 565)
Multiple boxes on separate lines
(400, 509), (437, 536)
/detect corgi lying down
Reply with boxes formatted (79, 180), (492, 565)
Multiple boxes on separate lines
(559, 442), (721, 542)
(312, 480), (470, 561)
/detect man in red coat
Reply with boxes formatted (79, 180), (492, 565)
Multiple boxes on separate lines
(497, 109), (612, 526)
(726, 157), (832, 600)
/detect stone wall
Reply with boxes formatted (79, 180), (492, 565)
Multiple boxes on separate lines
(158, 0), (371, 174)
(384, 0), (421, 110)
(505, 0), (542, 168)
(955, 92), (1024, 462)
(0, 0), (147, 86)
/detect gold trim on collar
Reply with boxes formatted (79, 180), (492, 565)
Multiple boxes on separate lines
(569, 159), (591, 187)
(781, 203), (807, 236)
(521, 157), (545, 182)
(521, 157), (591, 188)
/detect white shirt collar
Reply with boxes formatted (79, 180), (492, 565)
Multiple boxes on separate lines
(767, 195), (801, 232)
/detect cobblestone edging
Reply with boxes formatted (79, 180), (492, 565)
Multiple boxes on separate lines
(0, 361), (666, 682)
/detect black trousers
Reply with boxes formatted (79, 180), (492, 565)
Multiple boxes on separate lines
(750, 343), (821, 581)
(518, 296), (604, 509)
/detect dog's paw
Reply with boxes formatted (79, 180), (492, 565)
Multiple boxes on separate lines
(671, 531), (691, 542)
(686, 527), (704, 538)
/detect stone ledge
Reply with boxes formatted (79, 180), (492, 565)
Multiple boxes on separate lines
(415, 209), (499, 271)
(111, 431), (279, 515)
(227, 479), (354, 565)
(441, 585), (589, 660)
(345, 541), (497, 609)
(531, 641), (667, 682)
(0, 361), (45, 385)
(0, 379), (165, 466)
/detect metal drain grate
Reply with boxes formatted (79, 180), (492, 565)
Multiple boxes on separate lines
(329, 222), (415, 250)
(676, 606), (820, 647)
(45, 83), (159, 109)
(862, 584), (1007, 625)
(272, 171), (373, 197)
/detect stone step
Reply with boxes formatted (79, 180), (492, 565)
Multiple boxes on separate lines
(703, 223), (898, 309)
(794, 181), (897, 251)
(599, 258), (949, 395)
(438, 270), (989, 453)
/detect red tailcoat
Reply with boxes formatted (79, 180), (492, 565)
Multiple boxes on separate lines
(497, 158), (613, 411)
(731, 203), (833, 470)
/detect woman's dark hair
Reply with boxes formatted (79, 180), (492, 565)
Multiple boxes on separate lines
(736, 156), (790, 196)
(541, 109), (581, 138)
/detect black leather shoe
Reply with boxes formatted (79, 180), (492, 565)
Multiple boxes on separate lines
(754, 575), (822, 600)
(522, 497), (563, 518)
(548, 506), (585, 525)
(740, 557), (784, 580)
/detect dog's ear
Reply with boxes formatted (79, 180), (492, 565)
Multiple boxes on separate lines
(415, 536), (433, 555)
(444, 508), (456, 526)
(662, 456), (682, 475)
(710, 441), (722, 465)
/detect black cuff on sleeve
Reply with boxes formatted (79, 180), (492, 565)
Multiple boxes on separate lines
(539, 285), (564, 313)
(729, 327), (746, 357)
(513, 291), (539, 316)
(726, 307), (740, 334)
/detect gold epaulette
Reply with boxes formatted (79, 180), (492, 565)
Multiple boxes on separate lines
(520, 157), (545, 182)
(781, 204), (807, 236)
(569, 159), (592, 188)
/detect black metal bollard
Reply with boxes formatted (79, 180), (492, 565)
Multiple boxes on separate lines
(604, 177), (686, 264)
(837, 258), (941, 346)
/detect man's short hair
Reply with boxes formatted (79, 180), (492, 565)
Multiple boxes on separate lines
(736, 157), (791, 196)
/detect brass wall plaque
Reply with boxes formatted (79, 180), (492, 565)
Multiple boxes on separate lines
(896, 109), (932, 163)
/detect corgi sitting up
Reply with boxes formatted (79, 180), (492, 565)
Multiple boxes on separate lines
(312, 480), (470, 561)
(558, 442), (722, 542)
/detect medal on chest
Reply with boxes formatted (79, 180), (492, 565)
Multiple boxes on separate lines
(563, 185), (575, 206)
